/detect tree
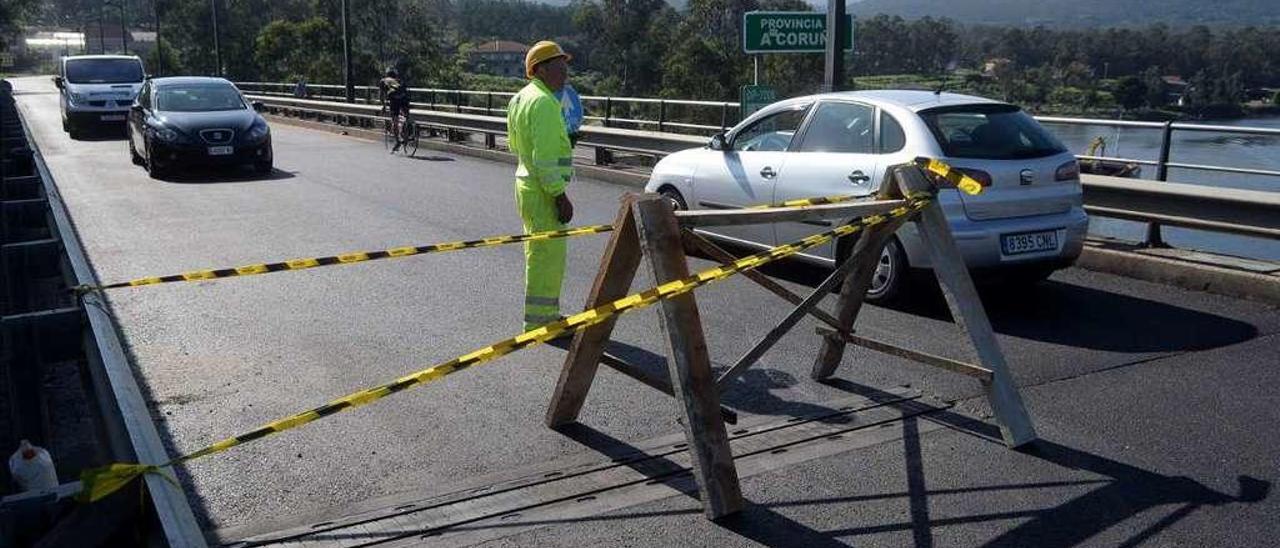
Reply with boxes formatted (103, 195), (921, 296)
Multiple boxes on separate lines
(1113, 76), (1147, 111)
(0, 0), (38, 53)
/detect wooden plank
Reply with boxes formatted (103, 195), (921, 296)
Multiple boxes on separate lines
(716, 242), (865, 388)
(544, 197), (644, 428)
(810, 216), (910, 380)
(673, 199), (906, 227)
(682, 230), (845, 329)
(895, 165), (1038, 447)
(815, 327), (994, 382)
(633, 195), (743, 519)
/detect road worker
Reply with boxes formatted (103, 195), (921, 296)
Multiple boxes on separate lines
(507, 41), (575, 330)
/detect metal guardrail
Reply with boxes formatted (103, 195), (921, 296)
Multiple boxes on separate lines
(4, 85), (206, 546)
(236, 81), (741, 134)
(246, 94), (1280, 241)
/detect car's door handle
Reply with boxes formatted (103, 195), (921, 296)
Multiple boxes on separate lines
(760, 166), (777, 179)
(847, 170), (870, 184)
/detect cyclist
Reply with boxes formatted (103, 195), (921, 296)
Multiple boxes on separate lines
(379, 67), (411, 152)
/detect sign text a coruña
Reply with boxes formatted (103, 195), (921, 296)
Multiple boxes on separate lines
(743, 11), (854, 54)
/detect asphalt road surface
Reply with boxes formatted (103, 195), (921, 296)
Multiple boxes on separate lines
(12, 76), (1279, 546)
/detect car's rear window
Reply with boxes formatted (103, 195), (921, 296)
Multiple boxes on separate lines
(920, 104), (1066, 160)
(156, 84), (246, 112)
(64, 58), (144, 84)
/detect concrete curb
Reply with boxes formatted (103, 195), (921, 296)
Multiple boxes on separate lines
(268, 114), (1280, 307)
(1077, 240), (1280, 307)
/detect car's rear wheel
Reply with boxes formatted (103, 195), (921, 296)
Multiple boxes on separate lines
(837, 233), (908, 304)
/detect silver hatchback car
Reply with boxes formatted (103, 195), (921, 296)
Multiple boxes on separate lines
(644, 90), (1088, 302)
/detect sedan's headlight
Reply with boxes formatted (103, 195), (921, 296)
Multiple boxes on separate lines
(149, 125), (181, 143)
(245, 122), (270, 142)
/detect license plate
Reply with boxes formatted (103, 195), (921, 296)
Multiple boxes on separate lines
(1001, 230), (1058, 256)
(207, 146), (234, 156)
(100, 115), (126, 121)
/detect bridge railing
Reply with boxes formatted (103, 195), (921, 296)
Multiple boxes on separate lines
(1035, 116), (1280, 245)
(241, 93), (1280, 242)
(235, 81), (742, 135)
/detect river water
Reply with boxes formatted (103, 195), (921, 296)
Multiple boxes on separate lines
(1043, 117), (1280, 261)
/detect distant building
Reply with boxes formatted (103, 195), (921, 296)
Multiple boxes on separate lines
(982, 58), (1012, 78)
(83, 22), (131, 55)
(1161, 75), (1190, 106)
(468, 41), (528, 78)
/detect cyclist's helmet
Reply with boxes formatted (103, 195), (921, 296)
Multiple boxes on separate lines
(385, 67), (398, 78)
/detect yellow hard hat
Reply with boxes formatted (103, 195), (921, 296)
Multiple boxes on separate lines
(525, 41), (572, 79)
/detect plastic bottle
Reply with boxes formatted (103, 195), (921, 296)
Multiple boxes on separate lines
(8, 440), (58, 492)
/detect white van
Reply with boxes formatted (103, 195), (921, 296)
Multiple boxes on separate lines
(54, 55), (146, 138)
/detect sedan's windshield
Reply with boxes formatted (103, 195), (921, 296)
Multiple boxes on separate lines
(65, 58), (144, 84)
(155, 84), (246, 112)
(920, 104), (1066, 160)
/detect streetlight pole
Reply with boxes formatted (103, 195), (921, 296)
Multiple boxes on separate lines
(823, 0), (848, 92)
(210, 0), (221, 76)
(117, 1), (128, 54)
(98, 4), (106, 54)
(153, 0), (162, 75)
(341, 0), (354, 103)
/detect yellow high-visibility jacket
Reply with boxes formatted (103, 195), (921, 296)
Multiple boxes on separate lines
(507, 79), (573, 196)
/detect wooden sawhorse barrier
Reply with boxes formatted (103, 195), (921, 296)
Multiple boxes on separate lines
(544, 161), (1037, 519)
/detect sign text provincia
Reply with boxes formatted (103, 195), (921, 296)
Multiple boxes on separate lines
(743, 11), (854, 54)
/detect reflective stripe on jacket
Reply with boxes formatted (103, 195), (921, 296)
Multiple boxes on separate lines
(507, 79), (573, 196)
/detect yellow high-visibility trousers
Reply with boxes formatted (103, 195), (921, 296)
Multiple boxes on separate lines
(516, 178), (566, 330)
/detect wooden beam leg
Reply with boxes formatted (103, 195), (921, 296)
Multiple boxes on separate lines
(717, 239), (865, 388)
(634, 195), (743, 519)
(545, 197), (643, 428)
(810, 220), (903, 381)
(899, 168), (1038, 447)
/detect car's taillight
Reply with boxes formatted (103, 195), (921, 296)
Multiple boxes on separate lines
(1055, 160), (1080, 181)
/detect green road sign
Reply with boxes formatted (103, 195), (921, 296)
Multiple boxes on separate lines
(743, 11), (854, 54)
(740, 85), (777, 118)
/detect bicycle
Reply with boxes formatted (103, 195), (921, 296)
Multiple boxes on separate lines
(383, 108), (419, 156)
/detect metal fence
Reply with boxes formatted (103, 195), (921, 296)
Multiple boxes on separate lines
(235, 82), (742, 135)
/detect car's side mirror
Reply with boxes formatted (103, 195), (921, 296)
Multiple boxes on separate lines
(709, 132), (728, 151)
(251, 101), (265, 112)
(53, 76), (64, 89)
(144, 74), (153, 80)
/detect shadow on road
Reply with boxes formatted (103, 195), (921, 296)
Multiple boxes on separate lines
(819, 380), (1271, 547)
(690, 246), (1258, 354)
(158, 168), (299, 184)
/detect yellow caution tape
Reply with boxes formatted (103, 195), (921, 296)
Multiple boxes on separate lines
(72, 224), (616, 293)
(77, 193), (935, 503)
(916, 157), (985, 196)
(70, 189), (901, 294)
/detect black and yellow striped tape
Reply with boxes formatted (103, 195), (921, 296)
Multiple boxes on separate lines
(76, 194), (934, 503)
(70, 191), (903, 294)
(72, 224), (616, 293)
(915, 157), (985, 195)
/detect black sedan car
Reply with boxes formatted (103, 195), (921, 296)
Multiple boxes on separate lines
(127, 77), (273, 178)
